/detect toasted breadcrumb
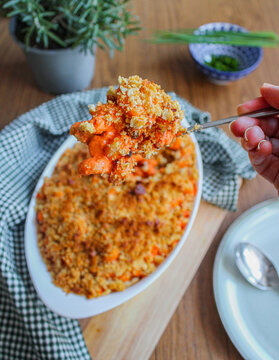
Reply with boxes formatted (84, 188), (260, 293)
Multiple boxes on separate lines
(36, 136), (198, 298)
(70, 75), (185, 184)
(78, 122), (95, 135)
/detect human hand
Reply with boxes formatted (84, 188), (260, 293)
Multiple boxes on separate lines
(230, 83), (279, 192)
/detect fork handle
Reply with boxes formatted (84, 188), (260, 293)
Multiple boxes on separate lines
(186, 107), (279, 133)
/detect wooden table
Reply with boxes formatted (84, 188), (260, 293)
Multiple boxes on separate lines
(0, 1), (278, 358)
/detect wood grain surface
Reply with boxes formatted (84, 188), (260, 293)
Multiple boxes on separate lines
(0, 0), (278, 358)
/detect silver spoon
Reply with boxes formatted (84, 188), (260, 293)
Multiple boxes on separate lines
(185, 107), (279, 134)
(235, 242), (279, 290)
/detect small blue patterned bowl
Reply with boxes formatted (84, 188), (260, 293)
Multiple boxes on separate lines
(189, 23), (263, 85)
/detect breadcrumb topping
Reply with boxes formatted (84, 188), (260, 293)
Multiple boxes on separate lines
(70, 75), (185, 184)
(36, 135), (198, 298)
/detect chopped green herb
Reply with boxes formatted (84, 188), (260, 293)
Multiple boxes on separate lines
(204, 55), (239, 71)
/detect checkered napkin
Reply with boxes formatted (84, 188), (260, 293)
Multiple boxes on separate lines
(170, 92), (256, 211)
(0, 87), (255, 360)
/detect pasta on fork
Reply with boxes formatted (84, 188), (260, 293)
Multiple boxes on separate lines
(70, 75), (185, 184)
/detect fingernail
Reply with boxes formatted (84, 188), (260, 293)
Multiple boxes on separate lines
(236, 104), (243, 112)
(244, 127), (253, 141)
(236, 103), (248, 115)
(262, 82), (279, 89)
(229, 120), (235, 133)
(257, 139), (267, 151)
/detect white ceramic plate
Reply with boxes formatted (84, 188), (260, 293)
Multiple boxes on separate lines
(213, 199), (279, 360)
(25, 123), (203, 319)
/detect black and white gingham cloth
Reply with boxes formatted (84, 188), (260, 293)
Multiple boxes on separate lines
(0, 87), (255, 359)
(170, 92), (256, 211)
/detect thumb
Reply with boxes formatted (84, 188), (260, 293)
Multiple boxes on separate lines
(261, 83), (279, 109)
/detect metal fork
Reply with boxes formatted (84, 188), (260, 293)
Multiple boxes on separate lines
(185, 107), (279, 134)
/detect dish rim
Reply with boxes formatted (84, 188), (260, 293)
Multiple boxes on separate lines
(24, 121), (203, 319)
(213, 198), (279, 360)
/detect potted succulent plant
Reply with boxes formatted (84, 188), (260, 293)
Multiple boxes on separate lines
(2, 0), (140, 94)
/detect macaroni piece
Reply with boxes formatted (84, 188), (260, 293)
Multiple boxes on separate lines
(70, 75), (185, 184)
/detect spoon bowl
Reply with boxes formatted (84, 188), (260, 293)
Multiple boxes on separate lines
(235, 242), (279, 290)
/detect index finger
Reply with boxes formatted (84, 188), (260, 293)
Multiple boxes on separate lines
(237, 97), (269, 115)
(231, 116), (279, 139)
